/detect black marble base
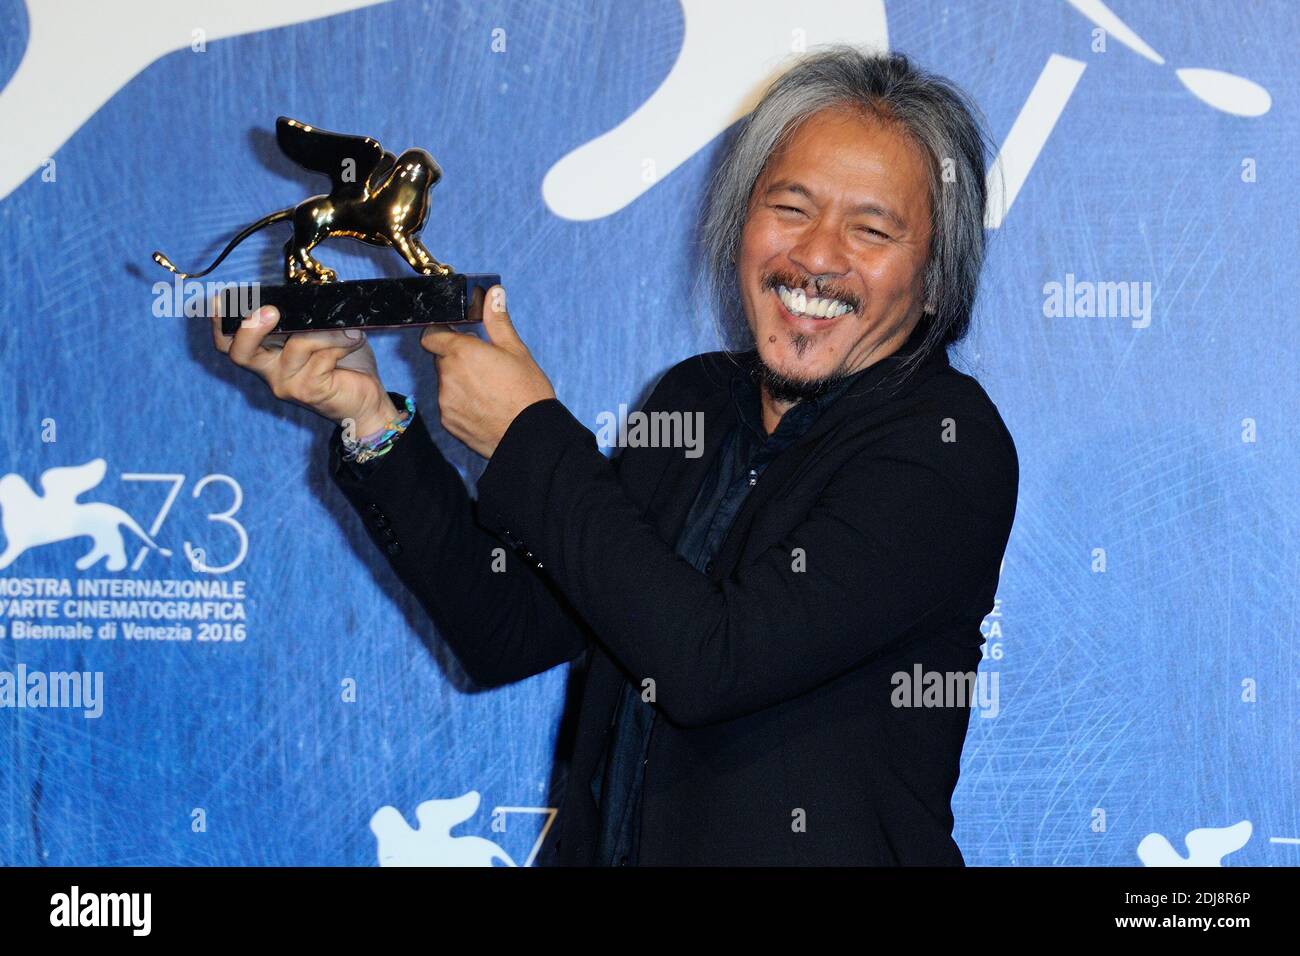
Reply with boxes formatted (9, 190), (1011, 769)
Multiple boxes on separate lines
(219, 273), (500, 335)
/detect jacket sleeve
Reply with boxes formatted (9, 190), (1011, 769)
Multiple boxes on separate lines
(327, 393), (591, 687)
(474, 397), (1018, 728)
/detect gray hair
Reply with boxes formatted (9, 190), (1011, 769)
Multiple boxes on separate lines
(699, 45), (998, 382)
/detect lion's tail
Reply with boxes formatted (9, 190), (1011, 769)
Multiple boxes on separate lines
(117, 511), (172, 558)
(152, 207), (294, 279)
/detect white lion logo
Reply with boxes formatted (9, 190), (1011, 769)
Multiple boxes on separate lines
(1137, 820), (1252, 866)
(370, 791), (517, 867)
(0, 459), (170, 572)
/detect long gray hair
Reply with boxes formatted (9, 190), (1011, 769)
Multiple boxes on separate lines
(699, 45), (999, 383)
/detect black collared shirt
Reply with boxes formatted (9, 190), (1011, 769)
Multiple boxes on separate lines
(588, 354), (885, 866)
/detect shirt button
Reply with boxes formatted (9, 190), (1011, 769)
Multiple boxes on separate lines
(704, 560), (714, 574)
(748, 469), (758, 486)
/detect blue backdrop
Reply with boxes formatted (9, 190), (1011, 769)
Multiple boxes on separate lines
(0, 0), (1295, 866)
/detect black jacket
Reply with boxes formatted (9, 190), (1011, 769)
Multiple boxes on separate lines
(328, 336), (1019, 865)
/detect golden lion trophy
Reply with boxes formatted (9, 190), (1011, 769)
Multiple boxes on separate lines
(152, 116), (498, 334)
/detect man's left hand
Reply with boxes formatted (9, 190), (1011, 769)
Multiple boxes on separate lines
(420, 285), (556, 458)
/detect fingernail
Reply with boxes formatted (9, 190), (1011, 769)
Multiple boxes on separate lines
(343, 328), (362, 340)
(241, 306), (277, 328)
(491, 286), (506, 313)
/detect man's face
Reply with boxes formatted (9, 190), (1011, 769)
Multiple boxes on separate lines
(736, 107), (934, 396)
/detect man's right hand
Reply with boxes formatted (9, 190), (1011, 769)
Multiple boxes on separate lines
(210, 305), (400, 435)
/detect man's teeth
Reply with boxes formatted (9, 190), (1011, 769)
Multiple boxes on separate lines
(777, 285), (852, 318)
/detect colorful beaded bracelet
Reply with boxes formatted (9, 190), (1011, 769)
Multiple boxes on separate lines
(341, 395), (416, 464)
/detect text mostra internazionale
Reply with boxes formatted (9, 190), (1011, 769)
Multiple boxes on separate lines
(0, 577), (246, 621)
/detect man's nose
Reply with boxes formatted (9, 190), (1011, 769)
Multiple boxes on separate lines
(787, 217), (850, 280)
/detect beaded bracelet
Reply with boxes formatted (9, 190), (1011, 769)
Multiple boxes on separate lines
(343, 396), (415, 463)
(341, 395), (416, 464)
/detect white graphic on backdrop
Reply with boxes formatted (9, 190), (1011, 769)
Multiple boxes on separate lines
(542, 0), (888, 222)
(983, 54), (1083, 230)
(0, 0), (389, 200)
(0, 460), (171, 572)
(0, 464), (249, 575)
(1066, 0), (1271, 116)
(1137, 820), (1252, 867)
(542, 0), (1272, 224)
(0, 0), (1274, 213)
(370, 790), (557, 867)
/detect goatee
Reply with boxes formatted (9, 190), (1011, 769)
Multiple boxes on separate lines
(752, 351), (849, 405)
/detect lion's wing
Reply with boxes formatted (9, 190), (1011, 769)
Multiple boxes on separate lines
(365, 149), (399, 195)
(39, 459), (107, 501)
(276, 116), (387, 198)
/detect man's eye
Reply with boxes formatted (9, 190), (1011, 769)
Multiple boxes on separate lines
(774, 204), (806, 215)
(859, 226), (890, 239)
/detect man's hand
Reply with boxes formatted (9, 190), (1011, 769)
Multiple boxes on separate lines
(420, 285), (556, 458)
(210, 304), (399, 435)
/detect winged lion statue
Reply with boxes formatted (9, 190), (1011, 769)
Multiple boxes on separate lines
(152, 116), (452, 284)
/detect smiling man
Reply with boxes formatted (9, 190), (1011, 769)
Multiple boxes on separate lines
(212, 46), (1019, 866)
(738, 103), (936, 426)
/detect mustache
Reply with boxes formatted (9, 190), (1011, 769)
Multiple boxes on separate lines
(761, 270), (860, 313)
